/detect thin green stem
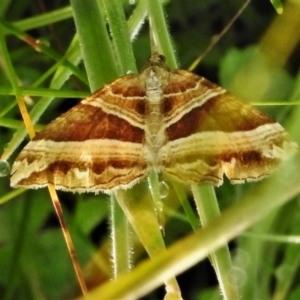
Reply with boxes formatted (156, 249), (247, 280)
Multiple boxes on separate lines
(192, 184), (240, 300)
(101, 0), (137, 74)
(12, 6), (73, 30)
(110, 195), (131, 277)
(70, 0), (118, 91)
(171, 182), (200, 231)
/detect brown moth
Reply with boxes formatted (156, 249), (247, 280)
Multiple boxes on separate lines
(11, 53), (297, 193)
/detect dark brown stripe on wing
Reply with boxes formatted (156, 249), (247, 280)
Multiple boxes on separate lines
(162, 71), (203, 115)
(163, 70), (199, 94)
(47, 159), (146, 175)
(105, 74), (144, 96)
(164, 149), (280, 186)
(34, 103), (144, 143)
(220, 150), (263, 165)
(220, 151), (281, 183)
(166, 93), (276, 141)
(161, 72), (221, 120)
(16, 158), (147, 191)
(91, 79), (147, 116)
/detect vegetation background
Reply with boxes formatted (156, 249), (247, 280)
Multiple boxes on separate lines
(1, 0), (300, 299)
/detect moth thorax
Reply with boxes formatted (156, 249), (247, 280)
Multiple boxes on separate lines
(145, 70), (163, 102)
(145, 94), (165, 156)
(145, 68), (165, 147)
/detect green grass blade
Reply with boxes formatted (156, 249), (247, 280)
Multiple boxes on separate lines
(70, 0), (118, 91)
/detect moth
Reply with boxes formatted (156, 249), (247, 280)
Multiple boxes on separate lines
(10, 52), (297, 193)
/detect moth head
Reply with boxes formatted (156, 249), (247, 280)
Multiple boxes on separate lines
(143, 53), (169, 69)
